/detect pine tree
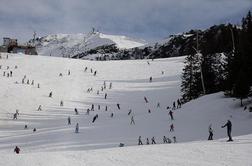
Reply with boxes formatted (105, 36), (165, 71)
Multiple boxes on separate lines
(181, 54), (202, 101)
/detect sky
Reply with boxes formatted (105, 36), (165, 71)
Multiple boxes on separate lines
(0, 0), (251, 43)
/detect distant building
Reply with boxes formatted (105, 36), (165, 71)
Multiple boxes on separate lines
(0, 37), (37, 55)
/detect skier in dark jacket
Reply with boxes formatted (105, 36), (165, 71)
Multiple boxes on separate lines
(151, 137), (156, 144)
(92, 114), (98, 123)
(169, 110), (174, 120)
(14, 146), (20, 154)
(138, 136), (143, 145)
(222, 120), (233, 141)
(117, 103), (120, 110)
(144, 97), (148, 103)
(208, 125), (213, 140)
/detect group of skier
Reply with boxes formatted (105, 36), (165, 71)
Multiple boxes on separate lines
(138, 135), (176, 145)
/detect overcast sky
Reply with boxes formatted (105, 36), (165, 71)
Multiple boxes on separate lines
(0, 0), (251, 42)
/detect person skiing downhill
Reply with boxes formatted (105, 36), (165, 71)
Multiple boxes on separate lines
(130, 116), (135, 125)
(68, 116), (71, 125)
(14, 146), (20, 154)
(92, 114), (98, 123)
(117, 103), (120, 110)
(169, 110), (174, 120)
(75, 123), (79, 133)
(144, 97), (148, 103)
(170, 124), (174, 132)
(222, 120), (233, 141)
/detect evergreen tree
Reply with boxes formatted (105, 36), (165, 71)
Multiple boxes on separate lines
(181, 53), (202, 101)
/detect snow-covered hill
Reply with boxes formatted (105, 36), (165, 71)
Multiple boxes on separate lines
(0, 53), (251, 165)
(34, 32), (146, 57)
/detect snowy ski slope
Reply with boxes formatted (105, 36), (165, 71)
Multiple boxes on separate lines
(0, 53), (252, 165)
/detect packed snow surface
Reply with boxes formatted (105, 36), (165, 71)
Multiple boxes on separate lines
(0, 53), (251, 165)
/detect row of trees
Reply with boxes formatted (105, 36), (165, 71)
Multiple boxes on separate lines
(181, 11), (252, 106)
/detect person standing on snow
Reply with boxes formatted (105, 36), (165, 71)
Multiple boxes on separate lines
(222, 120), (233, 141)
(138, 136), (143, 145)
(68, 116), (71, 125)
(151, 137), (156, 144)
(75, 123), (79, 133)
(208, 124), (213, 140)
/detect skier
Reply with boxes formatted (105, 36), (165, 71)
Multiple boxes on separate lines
(151, 137), (156, 144)
(222, 120), (233, 141)
(92, 114), (98, 123)
(167, 137), (172, 143)
(109, 82), (112, 89)
(31, 80), (34, 85)
(74, 108), (79, 115)
(68, 70), (70, 75)
(75, 123), (79, 133)
(110, 113), (114, 118)
(37, 105), (42, 111)
(149, 76), (152, 82)
(60, 100), (64, 106)
(177, 99), (181, 108)
(10, 71), (12, 77)
(169, 110), (174, 120)
(173, 136), (177, 143)
(105, 106), (108, 111)
(161, 71), (164, 75)
(49, 91), (52, 97)
(13, 113), (18, 120)
(170, 124), (174, 132)
(27, 79), (29, 84)
(144, 96), (148, 103)
(104, 93), (107, 99)
(130, 116), (135, 125)
(138, 136), (143, 145)
(97, 90), (99, 95)
(208, 125), (213, 140)
(128, 109), (132, 115)
(163, 136), (168, 143)
(98, 105), (100, 110)
(117, 103), (120, 110)
(84, 67), (87, 72)
(148, 109), (151, 113)
(146, 138), (150, 145)
(14, 146), (20, 154)
(86, 109), (90, 115)
(93, 71), (97, 76)
(103, 81), (106, 87)
(24, 125), (28, 129)
(172, 101), (176, 110)
(33, 128), (37, 132)
(91, 104), (94, 111)
(37, 83), (40, 88)
(157, 102), (160, 108)
(68, 116), (71, 125)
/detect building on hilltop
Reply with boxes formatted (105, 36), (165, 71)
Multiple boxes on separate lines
(0, 37), (37, 55)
